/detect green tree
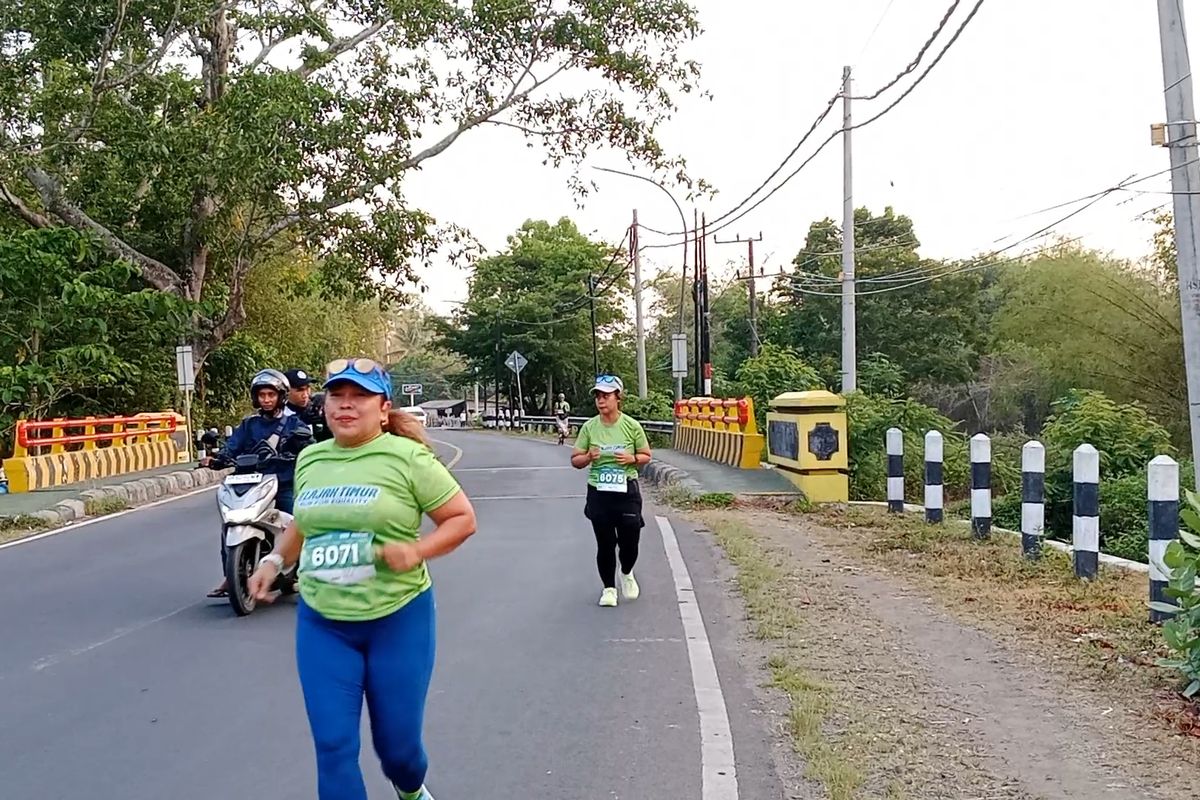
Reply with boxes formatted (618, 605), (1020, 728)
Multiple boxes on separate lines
(992, 241), (1186, 439)
(770, 207), (989, 388)
(0, 227), (190, 449)
(0, 0), (703, 362)
(437, 219), (630, 412)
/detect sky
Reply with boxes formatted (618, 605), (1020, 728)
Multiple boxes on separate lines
(400, 0), (1191, 316)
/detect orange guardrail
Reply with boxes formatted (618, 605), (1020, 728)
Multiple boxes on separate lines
(4, 412), (190, 493)
(671, 396), (764, 469)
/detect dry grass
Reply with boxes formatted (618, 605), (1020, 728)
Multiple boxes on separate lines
(0, 514), (49, 544)
(703, 511), (870, 800)
(84, 495), (129, 517)
(813, 506), (1174, 694)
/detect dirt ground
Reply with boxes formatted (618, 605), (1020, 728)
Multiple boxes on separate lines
(686, 503), (1200, 800)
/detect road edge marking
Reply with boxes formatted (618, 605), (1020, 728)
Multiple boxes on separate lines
(656, 514), (740, 800)
(0, 483), (220, 553)
(429, 436), (464, 469)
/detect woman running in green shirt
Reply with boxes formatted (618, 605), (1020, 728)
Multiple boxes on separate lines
(571, 374), (653, 607)
(247, 357), (476, 800)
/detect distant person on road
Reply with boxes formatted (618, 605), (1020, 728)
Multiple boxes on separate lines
(246, 357), (476, 800)
(203, 368), (313, 598)
(285, 368), (332, 442)
(554, 393), (571, 445)
(571, 374), (652, 607)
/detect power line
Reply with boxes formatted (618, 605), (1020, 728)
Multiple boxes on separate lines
(855, 0), (962, 101)
(639, 0), (987, 251)
(856, 0), (901, 61)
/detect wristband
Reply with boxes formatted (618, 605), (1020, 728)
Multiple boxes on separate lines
(259, 553), (284, 573)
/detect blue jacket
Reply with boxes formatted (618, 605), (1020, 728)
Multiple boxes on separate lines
(218, 411), (313, 484)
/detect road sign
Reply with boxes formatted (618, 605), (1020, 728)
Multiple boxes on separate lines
(401, 383), (424, 397)
(175, 345), (195, 391)
(505, 350), (528, 375)
(671, 334), (688, 378)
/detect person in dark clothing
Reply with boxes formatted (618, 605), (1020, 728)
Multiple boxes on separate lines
(204, 368), (314, 598)
(285, 368), (332, 442)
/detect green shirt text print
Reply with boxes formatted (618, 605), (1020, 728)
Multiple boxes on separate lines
(293, 433), (460, 622)
(575, 413), (650, 488)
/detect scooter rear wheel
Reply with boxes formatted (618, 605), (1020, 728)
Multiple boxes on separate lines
(226, 539), (261, 617)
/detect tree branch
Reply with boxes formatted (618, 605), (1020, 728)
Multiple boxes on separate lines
(398, 60), (572, 171)
(22, 167), (184, 294)
(0, 179), (53, 228)
(96, 0), (186, 92)
(292, 19), (389, 79)
(259, 58), (572, 244)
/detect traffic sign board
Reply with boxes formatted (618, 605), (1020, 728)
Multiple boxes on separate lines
(401, 383), (423, 397)
(505, 350), (528, 375)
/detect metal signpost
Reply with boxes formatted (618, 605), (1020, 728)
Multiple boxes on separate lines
(505, 350), (528, 421)
(175, 344), (196, 460)
(401, 383), (423, 407)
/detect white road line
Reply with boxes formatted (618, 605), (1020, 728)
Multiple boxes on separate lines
(656, 515), (739, 800)
(470, 494), (586, 501)
(429, 437), (464, 469)
(0, 483), (220, 553)
(453, 466), (573, 472)
(30, 600), (203, 673)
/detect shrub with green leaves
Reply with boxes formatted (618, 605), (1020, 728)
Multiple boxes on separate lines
(1153, 490), (1200, 699)
(1037, 390), (1175, 554)
(734, 343), (824, 429)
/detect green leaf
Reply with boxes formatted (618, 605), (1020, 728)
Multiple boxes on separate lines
(1181, 527), (1200, 551)
(1149, 601), (1181, 615)
(1184, 679), (1200, 699)
(1181, 508), (1200, 535)
(1165, 541), (1188, 569)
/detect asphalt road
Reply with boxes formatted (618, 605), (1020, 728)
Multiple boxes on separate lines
(0, 431), (785, 800)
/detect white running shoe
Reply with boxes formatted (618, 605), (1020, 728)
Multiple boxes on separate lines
(621, 571), (640, 601)
(598, 587), (618, 607)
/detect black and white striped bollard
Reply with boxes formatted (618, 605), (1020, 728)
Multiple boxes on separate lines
(1021, 441), (1045, 560)
(970, 433), (991, 538)
(924, 430), (944, 524)
(1148, 455), (1179, 623)
(887, 427), (904, 513)
(1073, 444), (1100, 580)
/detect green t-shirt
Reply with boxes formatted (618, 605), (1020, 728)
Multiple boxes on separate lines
(293, 433), (460, 622)
(575, 413), (650, 488)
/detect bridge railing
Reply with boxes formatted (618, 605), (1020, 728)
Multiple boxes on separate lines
(519, 416), (674, 435)
(4, 412), (191, 493)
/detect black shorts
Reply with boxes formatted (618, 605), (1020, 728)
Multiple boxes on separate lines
(584, 480), (644, 530)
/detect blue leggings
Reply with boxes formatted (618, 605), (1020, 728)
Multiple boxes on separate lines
(296, 589), (436, 799)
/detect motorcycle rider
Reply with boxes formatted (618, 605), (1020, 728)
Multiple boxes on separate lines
(554, 392), (571, 444)
(285, 368), (332, 441)
(204, 368), (314, 598)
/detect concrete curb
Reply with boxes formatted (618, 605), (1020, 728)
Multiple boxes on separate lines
(639, 460), (705, 494)
(1, 466), (230, 529)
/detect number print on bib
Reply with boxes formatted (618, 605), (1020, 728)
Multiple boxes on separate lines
(596, 466), (628, 493)
(300, 531), (377, 585)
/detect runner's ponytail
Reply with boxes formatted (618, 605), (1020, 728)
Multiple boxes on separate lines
(385, 409), (432, 450)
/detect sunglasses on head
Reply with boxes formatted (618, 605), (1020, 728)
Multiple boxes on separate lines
(326, 357), (383, 377)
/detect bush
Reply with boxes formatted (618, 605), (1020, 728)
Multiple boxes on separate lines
(847, 392), (960, 501)
(1154, 490), (1200, 699)
(1036, 390), (1175, 554)
(623, 390), (675, 423)
(734, 343), (824, 428)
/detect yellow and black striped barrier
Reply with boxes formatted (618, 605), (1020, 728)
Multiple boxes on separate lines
(2, 412), (190, 493)
(672, 396), (764, 469)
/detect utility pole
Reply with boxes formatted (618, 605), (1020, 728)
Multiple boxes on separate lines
(587, 273), (599, 377)
(700, 213), (713, 395)
(1157, 0), (1200, 488)
(693, 209), (702, 396)
(714, 232), (765, 357)
(631, 213), (647, 398)
(841, 65), (857, 394)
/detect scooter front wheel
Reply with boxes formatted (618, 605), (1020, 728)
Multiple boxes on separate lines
(226, 539), (261, 617)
